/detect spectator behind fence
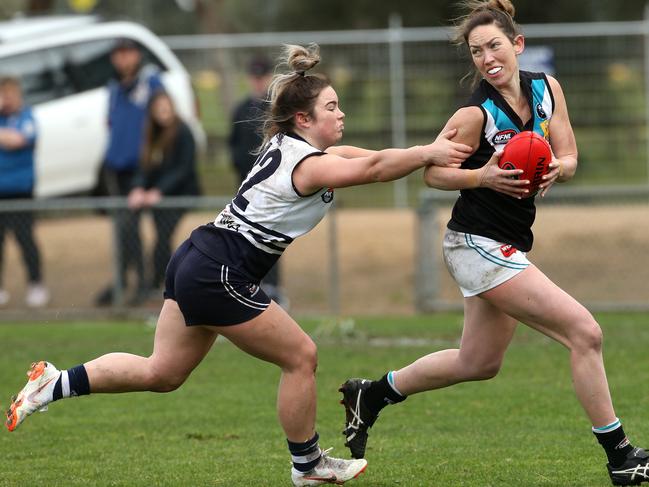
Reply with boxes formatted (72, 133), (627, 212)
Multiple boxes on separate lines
(0, 77), (50, 308)
(94, 38), (164, 307)
(128, 91), (200, 302)
(228, 56), (288, 308)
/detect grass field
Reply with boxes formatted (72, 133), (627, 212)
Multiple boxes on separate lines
(2, 313), (649, 486)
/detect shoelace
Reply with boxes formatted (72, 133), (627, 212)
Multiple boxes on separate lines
(319, 448), (353, 470)
(613, 462), (649, 479)
(321, 447), (334, 459)
(346, 391), (365, 431)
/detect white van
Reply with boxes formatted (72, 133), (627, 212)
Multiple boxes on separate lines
(0, 16), (205, 198)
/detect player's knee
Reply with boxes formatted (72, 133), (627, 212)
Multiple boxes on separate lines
(147, 366), (188, 392)
(472, 364), (501, 380)
(289, 337), (318, 374)
(157, 376), (186, 392)
(463, 359), (502, 381)
(572, 320), (603, 354)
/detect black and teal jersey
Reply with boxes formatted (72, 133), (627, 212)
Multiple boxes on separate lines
(447, 71), (555, 252)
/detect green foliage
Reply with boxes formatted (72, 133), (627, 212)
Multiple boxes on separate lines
(1, 313), (648, 486)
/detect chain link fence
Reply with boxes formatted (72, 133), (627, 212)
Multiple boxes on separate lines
(166, 19), (649, 205)
(0, 188), (647, 318)
(0, 197), (224, 319)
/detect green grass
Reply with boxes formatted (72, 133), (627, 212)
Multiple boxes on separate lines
(2, 313), (649, 486)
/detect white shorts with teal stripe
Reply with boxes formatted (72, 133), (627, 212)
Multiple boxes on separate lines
(443, 229), (530, 297)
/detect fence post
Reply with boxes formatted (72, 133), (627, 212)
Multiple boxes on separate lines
(110, 209), (125, 307)
(389, 13), (408, 207)
(415, 196), (439, 311)
(328, 202), (340, 316)
(644, 2), (649, 184)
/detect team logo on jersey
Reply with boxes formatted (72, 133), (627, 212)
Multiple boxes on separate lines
(536, 103), (547, 119)
(500, 244), (517, 258)
(321, 188), (334, 203)
(540, 119), (550, 139)
(492, 129), (517, 145)
(219, 213), (241, 232)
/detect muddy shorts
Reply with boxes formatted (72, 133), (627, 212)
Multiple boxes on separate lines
(442, 229), (530, 297)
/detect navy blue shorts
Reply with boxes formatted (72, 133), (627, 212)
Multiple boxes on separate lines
(164, 239), (270, 326)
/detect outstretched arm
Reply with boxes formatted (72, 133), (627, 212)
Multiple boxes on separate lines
(293, 128), (473, 194)
(326, 146), (376, 158)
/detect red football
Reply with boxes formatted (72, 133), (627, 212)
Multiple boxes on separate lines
(499, 131), (552, 197)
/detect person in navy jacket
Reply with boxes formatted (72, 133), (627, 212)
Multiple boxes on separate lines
(95, 38), (163, 306)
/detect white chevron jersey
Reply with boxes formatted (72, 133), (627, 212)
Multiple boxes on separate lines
(214, 132), (333, 256)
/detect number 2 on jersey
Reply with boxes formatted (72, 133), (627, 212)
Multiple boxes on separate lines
(233, 148), (282, 211)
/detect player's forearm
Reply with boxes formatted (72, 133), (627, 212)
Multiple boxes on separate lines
(555, 154), (578, 183)
(423, 165), (479, 190)
(365, 146), (426, 182)
(328, 145), (377, 159)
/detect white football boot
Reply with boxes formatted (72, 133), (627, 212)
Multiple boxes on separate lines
(6, 361), (60, 432)
(291, 448), (367, 486)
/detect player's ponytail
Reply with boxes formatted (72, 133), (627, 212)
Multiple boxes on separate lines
(487, 0), (515, 18)
(260, 44), (330, 151)
(284, 43), (321, 75)
(453, 0), (520, 45)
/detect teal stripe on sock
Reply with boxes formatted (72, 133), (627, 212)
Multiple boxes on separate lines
(387, 370), (404, 397)
(593, 418), (620, 432)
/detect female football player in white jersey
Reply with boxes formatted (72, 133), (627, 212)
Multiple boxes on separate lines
(339, 1), (649, 485)
(6, 44), (473, 486)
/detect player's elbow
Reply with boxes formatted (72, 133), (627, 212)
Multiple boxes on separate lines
(364, 152), (397, 183)
(363, 158), (393, 183)
(367, 166), (390, 183)
(423, 166), (447, 189)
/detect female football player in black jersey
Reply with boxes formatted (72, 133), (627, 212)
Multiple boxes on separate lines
(6, 44), (473, 486)
(340, 2), (648, 485)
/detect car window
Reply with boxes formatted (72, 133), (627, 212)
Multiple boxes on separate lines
(62, 39), (166, 93)
(0, 50), (69, 105)
(0, 38), (167, 105)
(61, 39), (115, 93)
